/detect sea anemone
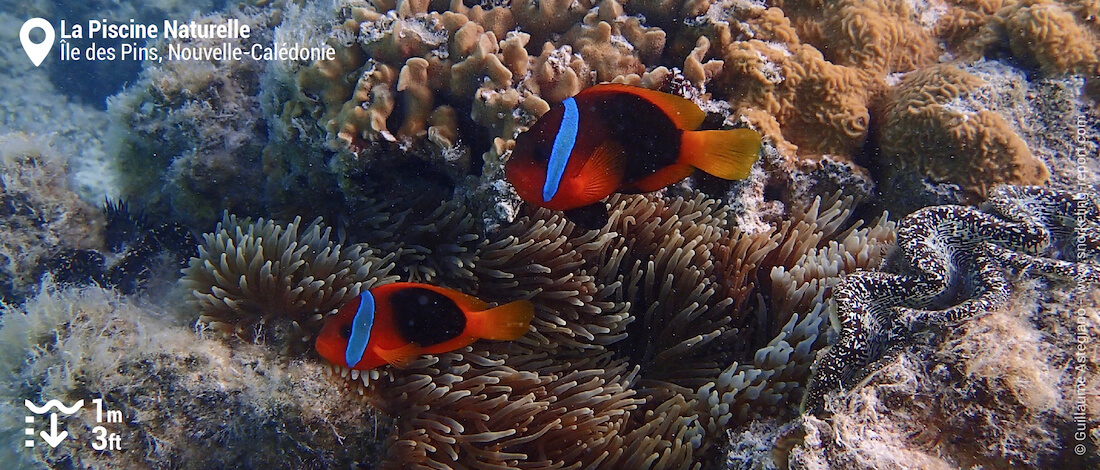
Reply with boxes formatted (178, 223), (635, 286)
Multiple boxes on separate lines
(182, 212), (398, 347)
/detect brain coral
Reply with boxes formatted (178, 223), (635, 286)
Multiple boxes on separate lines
(942, 0), (1100, 76)
(95, 0), (1095, 235)
(877, 63), (1050, 201)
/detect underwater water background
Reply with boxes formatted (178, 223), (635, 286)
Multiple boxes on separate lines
(1, 0), (1099, 469)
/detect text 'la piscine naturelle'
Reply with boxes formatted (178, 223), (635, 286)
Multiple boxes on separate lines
(59, 19), (252, 40)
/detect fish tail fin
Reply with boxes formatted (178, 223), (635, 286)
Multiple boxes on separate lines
(679, 128), (761, 180)
(468, 300), (535, 341)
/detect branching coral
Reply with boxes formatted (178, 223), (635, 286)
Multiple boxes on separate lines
(87, 1), (1100, 468)
(804, 185), (1100, 414)
(277, 0), (729, 227)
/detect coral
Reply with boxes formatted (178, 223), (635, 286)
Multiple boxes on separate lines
(676, 0), (937, 165)
(713, 19), (876, 160)
(804, 185), (1100, 414)
(948, 0), (1100, 76)
(275, 0), (706, 227)
(527, 42), (592, 105)
(45, 0), (1100, 468)
(877, 63), (1050, 201)
(0, 284), (387, 469)
(0, 133), (102, 303)
(562, 4), (665, 83)
(104, 0), (1094, 233)
(181, 212), (398, 348)
(774, 0), (940, 74)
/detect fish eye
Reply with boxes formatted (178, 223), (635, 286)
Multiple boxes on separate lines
(340, 324), (352, 340)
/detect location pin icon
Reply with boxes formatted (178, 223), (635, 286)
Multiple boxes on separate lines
(20, 18), (55, 67)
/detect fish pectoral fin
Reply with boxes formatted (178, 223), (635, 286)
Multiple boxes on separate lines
(467, 300), (535, 341)
(374, 343), (423, 369)
(680, 128), (762, 180)
(580, 141), (626, 202)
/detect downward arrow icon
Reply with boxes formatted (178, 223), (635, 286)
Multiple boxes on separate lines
(40, 413), (68, 448)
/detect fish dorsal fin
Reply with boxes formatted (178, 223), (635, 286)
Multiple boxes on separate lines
(374, 343), (423, 369)
(679, 128), (761, 180)
(466, 300), (535, 341)
(581, 140), (626, 203)
(580, 83), (706, 130)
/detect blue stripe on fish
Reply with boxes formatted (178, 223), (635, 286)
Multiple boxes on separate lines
(345, 291), (376, 368)
(543, 97), (579, 202)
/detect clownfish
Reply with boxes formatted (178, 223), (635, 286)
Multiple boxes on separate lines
(506, 83), (761, 214)
(315, 282), (535, 370)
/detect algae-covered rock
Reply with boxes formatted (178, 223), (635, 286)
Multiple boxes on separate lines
(0, 285), (387, 470)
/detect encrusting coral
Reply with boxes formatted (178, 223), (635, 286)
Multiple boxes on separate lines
(54, 0), (1100, 467)
(90, 0), (1097, 237)
(94, 0), (1089, 242)
(804, 185), (1100, 414)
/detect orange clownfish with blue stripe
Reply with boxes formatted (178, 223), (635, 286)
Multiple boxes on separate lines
(506, 84), (761, 215)
(315, 282), (535, 370)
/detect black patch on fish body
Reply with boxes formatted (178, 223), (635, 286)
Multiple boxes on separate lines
(389, 287), (467, 346)
(516, 105), (564, 165)
(580, 91), (683, 184)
